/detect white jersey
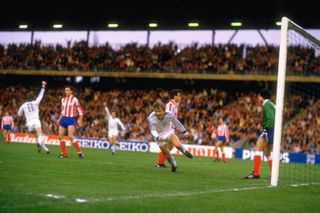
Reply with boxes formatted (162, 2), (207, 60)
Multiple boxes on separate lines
(147, 111), (186, 140)
(18, 88), (45, 122)
(104, 106), (125, 132)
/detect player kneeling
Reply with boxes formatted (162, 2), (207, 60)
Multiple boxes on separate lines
(148, 99), (192, 172)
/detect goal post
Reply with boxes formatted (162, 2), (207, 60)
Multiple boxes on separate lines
(271, 17), (320, 186)
(270, 17), (289, 187)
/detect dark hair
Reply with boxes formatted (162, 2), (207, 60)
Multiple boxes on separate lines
(169, 89), (182, 99)
(65, 85), (73, 91)
(26, 92), (34, 101)
(260, 88), (271, 99)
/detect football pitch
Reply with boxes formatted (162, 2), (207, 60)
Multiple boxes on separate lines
(0, 143), (319, 213)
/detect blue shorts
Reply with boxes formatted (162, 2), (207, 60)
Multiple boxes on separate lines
(3, 125), (11, 131)
(218, 136), (227, 143)
(59, 117), (76, 128)
(259, 128), (274, 143)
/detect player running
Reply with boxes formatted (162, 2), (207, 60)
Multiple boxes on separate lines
(148, 99), (192, 172)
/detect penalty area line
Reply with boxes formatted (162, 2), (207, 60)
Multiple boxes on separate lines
(91, 185), (273, 203)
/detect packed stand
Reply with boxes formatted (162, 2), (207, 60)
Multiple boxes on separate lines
(0, 85), (318, 153)
(0, 41), (319, 75)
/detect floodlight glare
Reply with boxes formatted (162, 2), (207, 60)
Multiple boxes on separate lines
(188, 22), (199, 27)
(149, 23), (158, 28)
(108, 23), (119, 28)
(276, 21), (282, 26)
(53, 24), (63, 29)
(19, 24), (28, 29)
(230, 22), (242, 27)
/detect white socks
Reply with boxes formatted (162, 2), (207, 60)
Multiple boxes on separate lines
(37, 135), (49, 152)
(111, 144), (116, 153)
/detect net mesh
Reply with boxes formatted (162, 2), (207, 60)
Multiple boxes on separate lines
(279, 22), (320, 185)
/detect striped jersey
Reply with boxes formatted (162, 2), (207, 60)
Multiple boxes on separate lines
(217, 123), (229, 142)
(166, 99), (178, 117)
(147, 112), (186, 140)
(18, 88), (45, 122)
(104, 106), (125, 131)
(61, 95), (83, 117)
(1, 115), (14, 128)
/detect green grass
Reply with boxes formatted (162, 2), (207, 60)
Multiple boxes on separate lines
(0, 143), (319, 213)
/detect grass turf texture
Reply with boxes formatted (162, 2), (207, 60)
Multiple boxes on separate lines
(0, 143), (319, 213)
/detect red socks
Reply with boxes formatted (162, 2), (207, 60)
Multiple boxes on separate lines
(73, 141), (82, 153)
(214, 150), (220, 160)
(60, 140), (82, 155)
(267, 159), (272, 173)
(157, 152), (166, 164)
(60, 141), (67, 155)
(253, 154), (261, 176)
(222, 153), (226, 162)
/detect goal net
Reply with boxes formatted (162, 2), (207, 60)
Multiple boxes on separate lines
(271, 17), (320, 186)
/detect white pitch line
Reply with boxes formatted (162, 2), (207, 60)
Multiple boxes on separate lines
(90, 185), (273, 203)
(0, 183), (318, 209)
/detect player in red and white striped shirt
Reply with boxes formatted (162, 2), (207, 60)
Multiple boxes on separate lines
(56, 86), (84, 158)
(155, 89), (182, 168)
(213, 117), (229, 163)
(1, 112), (14, 144)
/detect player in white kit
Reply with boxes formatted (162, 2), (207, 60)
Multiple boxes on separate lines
(148, 99), (192, 172)
(104, 103), (125, 155)
(17, 81), (50, 154)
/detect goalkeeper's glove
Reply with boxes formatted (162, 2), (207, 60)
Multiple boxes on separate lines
(262, 129), (268, 141)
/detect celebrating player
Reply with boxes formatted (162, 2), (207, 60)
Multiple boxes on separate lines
(17, 81), (50, 153)
(213, 117), (229, 163)
(245, 88), (275, 179)
(1, 112), (14, 144)
(103, 103), (126, 155)
(155, 89), (182, 168)
(148, 99), (192, 172)
(56, 86), (84, 158)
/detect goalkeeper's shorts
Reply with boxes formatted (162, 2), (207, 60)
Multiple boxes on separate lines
(259, 128), (274, 143)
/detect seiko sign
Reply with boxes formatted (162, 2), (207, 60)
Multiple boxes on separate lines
(78, 139), (149, 152)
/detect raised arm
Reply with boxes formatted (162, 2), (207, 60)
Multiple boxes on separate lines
(34, 81), (46, 105)
(103, 103), (111, 118)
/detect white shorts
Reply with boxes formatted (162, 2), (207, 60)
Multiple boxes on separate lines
(157, 130), (174, 146)
(26, 119), (41, 132)
(108, 129), (119, 137)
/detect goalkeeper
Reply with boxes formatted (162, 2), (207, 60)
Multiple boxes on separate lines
(245, 88), (275, 179)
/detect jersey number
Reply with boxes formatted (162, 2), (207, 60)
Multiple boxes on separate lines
(27, 103), (34, 112)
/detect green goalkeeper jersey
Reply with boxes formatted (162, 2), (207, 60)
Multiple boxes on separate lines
(262, 99), (276, 129)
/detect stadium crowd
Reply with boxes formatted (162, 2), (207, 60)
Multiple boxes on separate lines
(1, 85), (319, 153)
(0, 41), (319, 75)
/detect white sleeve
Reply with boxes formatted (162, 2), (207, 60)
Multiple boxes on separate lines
(147, 116), (159, 140)
(18, 105), (24, 117)
(34, 88), (45, 105)
(171, 115), (186, 133)
(104, 106), (111, 118)
(118, 119), (125, 131)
